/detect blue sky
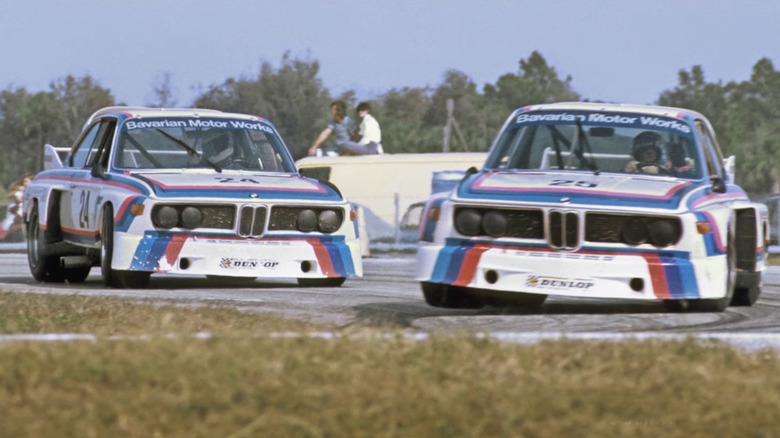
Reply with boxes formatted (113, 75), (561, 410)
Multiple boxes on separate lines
(1, 1), (778, 107)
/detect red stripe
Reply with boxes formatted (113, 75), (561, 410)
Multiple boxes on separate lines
(640, 253), (670, 298)
(451, 243), (674, 297)
(453, 245), (490, 286)
(162, 235), (188, 269)
(306, 238), (335, 276)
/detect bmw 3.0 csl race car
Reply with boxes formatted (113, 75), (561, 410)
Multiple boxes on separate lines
(23, 106), (362, 288)
(416, 102), (768, 312)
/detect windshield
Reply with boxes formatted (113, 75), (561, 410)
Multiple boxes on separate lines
(114, 117), (297, 173)
(484, 110), (702, 179)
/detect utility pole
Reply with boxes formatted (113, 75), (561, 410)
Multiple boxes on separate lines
(442, 98), (469, 153)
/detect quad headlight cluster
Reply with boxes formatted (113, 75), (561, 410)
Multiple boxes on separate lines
(152, 204), (235, 230)
(453, 207), (544, 239)
(152, 204), (345, 235)
(453, 207), (682, 248)
(586, 213), (681, 247)
(269, 206), (344, 234)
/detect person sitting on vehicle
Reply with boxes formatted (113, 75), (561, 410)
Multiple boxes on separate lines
(308, 100), (358, 156)
(338, 102), (383, 156)
(623, 131), (666, 174)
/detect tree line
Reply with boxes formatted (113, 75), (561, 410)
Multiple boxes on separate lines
(1, 51), (779, 196)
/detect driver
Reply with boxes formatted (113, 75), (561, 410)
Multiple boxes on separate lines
(202, 132), (237, 167)
(623, 131), (665, 174)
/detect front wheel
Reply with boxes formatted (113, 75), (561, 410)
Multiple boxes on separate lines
(420, 282), (484, 309)
(100, 204), (150, 289)
(27, 203), (64, 282)
(731, 272), (762, 306)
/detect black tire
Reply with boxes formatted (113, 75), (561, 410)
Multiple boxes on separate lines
(26, 203), (65, 282)
(420, 282), (484, 309)
(63, 266), (92, 283)
(731, 272), (762, 306)
(101, 204), (150, 289)
(297, 277), (346, 287)
(207, 275), (257, 285)
(481, 289), (548, 307)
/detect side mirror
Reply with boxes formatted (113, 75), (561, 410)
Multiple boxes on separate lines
(711, 177), (726, 194)
(91, 162), (105, 179)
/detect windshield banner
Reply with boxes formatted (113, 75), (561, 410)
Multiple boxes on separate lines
(123, 118), (275, 134)
(515, 112), (691, 134)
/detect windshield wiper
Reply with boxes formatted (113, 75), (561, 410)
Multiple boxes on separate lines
(575, 120), (599, 175)
(155, 129), (222, 173)
(124, 133), (164, 168)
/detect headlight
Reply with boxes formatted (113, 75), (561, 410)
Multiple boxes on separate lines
(648, 219), (681, 247)
(297, 209), (318, 232)
(318, 210), (341, 233)
(180, 206), (204, 229)
(482, 210), (507, 237)
(154, 206), (179, 229)
(455, 208), (482, 236)
(622, 217), (647, 245)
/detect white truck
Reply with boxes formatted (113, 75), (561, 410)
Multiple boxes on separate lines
(296, 153), (487, 247)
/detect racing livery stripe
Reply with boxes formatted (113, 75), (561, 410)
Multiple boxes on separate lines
(687, 188), (747, 210)
(114, 196), (145, 232)
(458, 184), (693, 210)
(306, 238), (336, 276)
(419, 197), (447, 242)
(162, 235), (188, 269)
(128, 233), (356, 277)
(430, 239), (700, 299)
(144, 177), (327, 193)
(695, 211), (726, 256)
(34, 172), (149, 195)
(469, 171), (692, 201)
(453, 245), (491, 287)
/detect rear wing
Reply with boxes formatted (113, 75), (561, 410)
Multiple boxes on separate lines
(44, 144), (69, 170)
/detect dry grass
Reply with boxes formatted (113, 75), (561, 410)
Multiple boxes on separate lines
(0, 291), (319, 336)
(1, 292), (779, 437)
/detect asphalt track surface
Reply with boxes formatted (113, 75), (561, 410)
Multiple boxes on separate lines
(2, 248), (780, 350)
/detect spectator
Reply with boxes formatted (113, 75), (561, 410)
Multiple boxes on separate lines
(308, 100), (358, 156)
(0, 179), (26, 242)
(338, 102), (383, 156)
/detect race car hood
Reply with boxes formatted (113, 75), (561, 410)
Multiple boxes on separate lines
(128, 171), (344, 201)
(456, 171), (701, 210)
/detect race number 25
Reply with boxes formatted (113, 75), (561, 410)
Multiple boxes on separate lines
(549, 180), (598, 188)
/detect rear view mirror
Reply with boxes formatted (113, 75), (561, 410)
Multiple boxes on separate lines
(589, 127), (614, 137)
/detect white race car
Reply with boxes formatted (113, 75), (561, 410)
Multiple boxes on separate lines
(23, 106), (362, 288)
(416, 102), (767, 312)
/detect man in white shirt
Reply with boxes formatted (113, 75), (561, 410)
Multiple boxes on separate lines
(339, 102), (383, 155)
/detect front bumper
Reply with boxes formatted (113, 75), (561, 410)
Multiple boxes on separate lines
(416, 241), (728, 300)
(112, 232), (363, 278)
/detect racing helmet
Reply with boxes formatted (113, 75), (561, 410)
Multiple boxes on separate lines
(203, 132), (234, 164)
(632, 131), (664, 162)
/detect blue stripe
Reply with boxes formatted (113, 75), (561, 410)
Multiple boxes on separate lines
(130, 233), (173, 270)
(659, 254), (699, 298)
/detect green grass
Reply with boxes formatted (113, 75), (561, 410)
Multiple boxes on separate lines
(1, 292), (779, 437)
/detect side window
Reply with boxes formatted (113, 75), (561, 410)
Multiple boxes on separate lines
(70, 120), (115, 169)
(70, 123), (102, 168)
(696, 120), (723, 179)
(94, 120), (117, 167)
